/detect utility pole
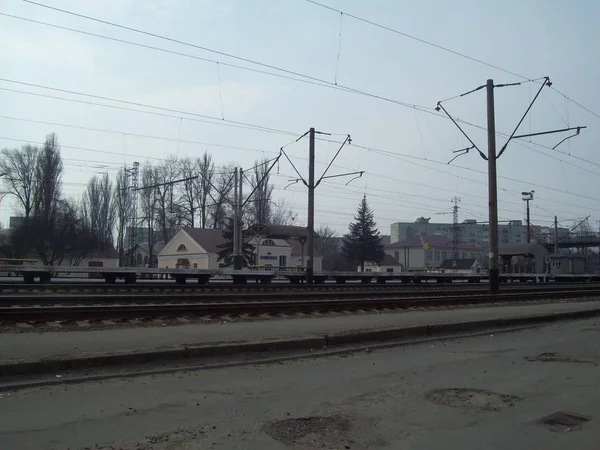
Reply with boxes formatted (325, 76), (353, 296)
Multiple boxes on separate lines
(233, 167), (239, 269)
(486, 79), (500, 294)
(281, 129), (356, 284)
(307, 127), (316, 284)
(554, 216), (558, 254)
(451, 196), (460, 269)
(237, 167), (243, 269)
(522, 190), (534, 243)
(126, 161), (139, 266)
(437, 76), (584, 294)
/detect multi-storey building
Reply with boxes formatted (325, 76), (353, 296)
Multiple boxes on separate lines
(390, 217), (546, 248)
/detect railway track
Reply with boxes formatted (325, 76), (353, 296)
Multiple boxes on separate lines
(1, 287), (599, 324)
(2, 284), (600, 307)
(1, 281), (598, 296)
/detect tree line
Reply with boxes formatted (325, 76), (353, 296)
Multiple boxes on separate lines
(0, 133), (296, 265)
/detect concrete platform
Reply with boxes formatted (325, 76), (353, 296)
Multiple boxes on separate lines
(1, 299), (600, 381)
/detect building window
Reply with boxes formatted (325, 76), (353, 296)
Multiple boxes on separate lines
(461, 252), (467, 259)
(176, 244), (187, 252)
(470, 253), (476, 259)
(394, 251), (400, 261)
(427, 251), (432, 261)
(442, 251), (447, 260)
(193, 263), (198, 269)
(434, 251), (440, 261)
(386, 268), (394, 273)
(218, 263), (226, 269)
(262, 239), (275, 246)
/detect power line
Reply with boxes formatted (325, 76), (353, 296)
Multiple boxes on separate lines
(0, 86), (293, 136)
(10, 5), (434, 113)
(0, 115), (275, 156)
(0, 78), (295, 136)
(304, 0), (600, 123)
(5, 78), (593, 175)
(304, 0), (528, 80)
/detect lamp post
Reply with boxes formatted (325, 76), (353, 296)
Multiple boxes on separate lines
(521, 190), (534, 243)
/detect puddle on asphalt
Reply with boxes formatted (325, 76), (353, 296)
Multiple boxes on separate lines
(524, 352), (594, 364)
(426, 388), (522, 411)
(263, 415), (352, 447)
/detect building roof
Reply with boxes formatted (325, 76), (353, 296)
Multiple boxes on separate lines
(386, 236), (480, 250)
(245, 224), (320, 240)
(134, 241), (165, 254)
(88, 245), (119, 259)
(499, 243), (548, 257)
(439, 259), (478, 269)
(182, 227), (228, 253)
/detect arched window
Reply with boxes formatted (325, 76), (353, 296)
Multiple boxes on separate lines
(176, 244), (188, 252)
(143, 255), (149, 266)
(176, 258), (190, 269)
(136, 253), (143, 265)
(262, 239), (275, 246)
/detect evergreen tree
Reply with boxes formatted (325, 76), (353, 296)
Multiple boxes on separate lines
(342, 196), (385, 271)
(216, 218), (255, 268)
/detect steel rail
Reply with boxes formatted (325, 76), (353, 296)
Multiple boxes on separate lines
(1, 289), (598, 323)
(2, 285), (600, 307)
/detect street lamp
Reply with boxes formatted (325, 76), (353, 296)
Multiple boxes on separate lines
(521, 191), (534, 243)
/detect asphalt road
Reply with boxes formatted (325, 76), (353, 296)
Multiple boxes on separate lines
(1, 319), (599, 450)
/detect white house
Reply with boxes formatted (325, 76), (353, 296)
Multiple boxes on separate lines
(158, 228), (225, 270)
(157, 226), (322, 271)
(438, 258), (482, 274)
(131, 241), (164, 268)
(358, 254), (402, 273)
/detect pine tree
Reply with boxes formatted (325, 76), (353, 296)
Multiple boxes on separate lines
(216, 218), (255, 268)
(342, 196), (385, 271)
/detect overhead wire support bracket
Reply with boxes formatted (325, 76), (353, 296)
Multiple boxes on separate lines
(315, 134), (352, 187)
(280, 147), (307, 186)
(435, 102), (487, 160)
(447, 145), (475, 165)
(284, 179), (300, 190)
(552, 126), (585, 150)
(496, 76), (551, 158)
(319, 170), (364, 186)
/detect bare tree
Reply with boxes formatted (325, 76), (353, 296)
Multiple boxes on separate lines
(197, 152), (215, 228)
(33, 133), (63, 225)
(248, 158), (274, 225)
(269, 199), (297, 225)
(139, 164), (159, 265)
(208, 165), (235, 229)
(316, 225), (337, 256)
(153, 156), (181, 243)
(0, 144), (38, 221)
(178, 153), (214, 228)
(178, 156), (198, 227)
(82, 173), (115, 245)
(113, 167), (131, 263)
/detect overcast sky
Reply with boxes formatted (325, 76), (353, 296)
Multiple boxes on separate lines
(1, 0), (599, 236)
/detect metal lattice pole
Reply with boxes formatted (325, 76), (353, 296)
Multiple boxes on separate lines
(127, 162), (139, 264)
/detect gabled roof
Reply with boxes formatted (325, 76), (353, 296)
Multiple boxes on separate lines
(245, 224), (320, 240)
(182, 227), (227, 253)
(439, 258), (478, 269)
(133, 241), (165, 254)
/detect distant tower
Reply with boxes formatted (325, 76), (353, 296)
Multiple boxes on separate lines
(126, 161), (140, 264)
(451, 197), (461, 267)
